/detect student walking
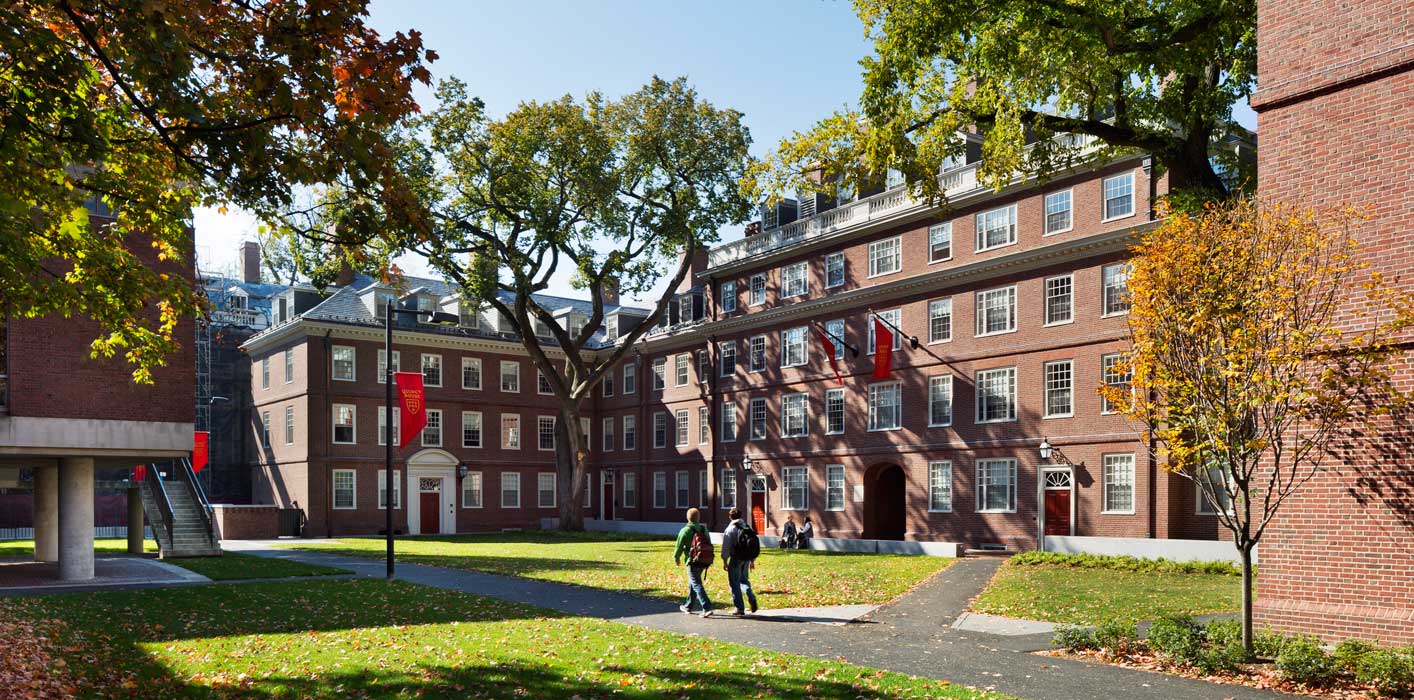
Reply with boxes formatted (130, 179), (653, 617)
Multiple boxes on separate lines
(721, 507), (760, 616)
(674, 507), (714, 617)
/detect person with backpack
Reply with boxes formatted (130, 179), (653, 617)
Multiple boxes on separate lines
(673, 507), (714, 618)
(721, 507), (760, 616)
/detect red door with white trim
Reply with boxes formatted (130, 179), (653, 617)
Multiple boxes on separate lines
(1043, 470), (1073, 537)
(749, 476), (766, 533)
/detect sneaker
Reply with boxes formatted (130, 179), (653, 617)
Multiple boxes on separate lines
(749, 601), (758, 613)
(700, 609), (714, 618)
(731, 609), (745, 617)
(679, 605), (691, 614)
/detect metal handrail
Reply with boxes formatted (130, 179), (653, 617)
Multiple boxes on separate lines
(178, 457), (217, 547)
(145, 464), (176, 547)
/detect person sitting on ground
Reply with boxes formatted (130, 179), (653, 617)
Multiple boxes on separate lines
(779, 514), (798, 550)
(797, 516), (814, 550)
(721, 507), (760, 616)
(673, 507), (714, 618)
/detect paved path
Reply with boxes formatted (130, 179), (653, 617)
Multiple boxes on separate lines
(230, 542), (1284, 700)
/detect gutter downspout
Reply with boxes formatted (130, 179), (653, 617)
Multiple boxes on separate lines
(322, 330), (334, 538)
(1145, 155), (1159, 540)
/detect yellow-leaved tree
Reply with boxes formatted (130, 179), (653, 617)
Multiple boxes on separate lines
(1105, 199), (1413, 654)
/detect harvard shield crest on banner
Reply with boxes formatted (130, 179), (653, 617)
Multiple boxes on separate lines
(394, 371), (427, 448)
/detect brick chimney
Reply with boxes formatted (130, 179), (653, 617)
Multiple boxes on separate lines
(601, 276), (620, 307)
(240, 241), (261, 284)
(335, 258), (355, 287)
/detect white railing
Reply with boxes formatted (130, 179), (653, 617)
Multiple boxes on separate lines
(211, 308), (269, 329)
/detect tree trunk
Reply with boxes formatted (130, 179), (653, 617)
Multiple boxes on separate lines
(556, 407), (586, 531)
(1240, 543), (1255, 656)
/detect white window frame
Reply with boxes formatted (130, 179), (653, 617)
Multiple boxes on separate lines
(1103, 453), (1137, 514)
(538, 415), (556, 452)
(674, 354), (689, 387)
(501, 472), (521, 509)
(824, 252), (845, 288)
(422, 408), (442, 447)
(602, 416), (615, 452)
(261, 410), (271, 447)
(461, 357), (483, 390)
(975, 204), (1017, 252)
(501, 413), (521, 450)
(653, 472), (667, 509)
(719, 340), (736, 377)
(261, 356), (270, 390)
(652, 357), (666, 390)
(623, 472), (637, 508)
(928, 222), (953, 263)
(928, 298), (953, 344)
(782, 466), (808, 510)
(699, 468), (709, 507)
(720, 468), (737, 510)
(749, 273), (767, 306)
(825, 388), (845, 435)
(284, 348), (295, 384)
(1045, 275), (1075, 326)
(868, 380), (902, 431)
(780, 392), (809, 438)
(653, 412), (668, 449)
(780, 326), (808, 368)
(975, 286), (1018, 337)
(675, 471), (690, 509)
(332, 404), (357, 445)
(622, 415), (636, 450)
(462, 411), (483, 448)
(623, 362), (636, 394)
(1102, 172), (1136, 222)
(1102, 353), (1131, 414)
(500, 361), (520, 393)
(721, 280), (737, 313)
(928, 461), (953, 513)
(826, 464), (845, 511)
(825, 319), (845, 361)
(1044, 189), (1074, 235)
(699, 406), (709, 445)
(1103, 263), (1132, 317)
(421, 353), (442, 388)
(749, 397), (767, 440)
(1196, 465), (1234, 515)
(377, 406), (400, 447)
(781, 261), (808, 298)
(748, 335), (766, 372)
(867, 236), (903, 278)
(332, 469), (356, 510)
(377, 469), (402, 510)
(538, 472), (557, 509)
(284, 405), (295, 445)
(928, 375), (953, 427)
(867, 308), (902, 354)
(720, 402), (737, 442)
(675, 409), (690, 447)
(976, 458), (1018, 513)
(462, 471), (483, 509)
(1044, 360), (1075, 418)
(975, 367), (1018, 423)
(332, 346), (356, 382)
(537, 369), (553, 395)
(377, 349), (400, 384)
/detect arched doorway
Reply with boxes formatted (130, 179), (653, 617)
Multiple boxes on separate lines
(864, 463), (907, 540)
(407, 448), (457, 535)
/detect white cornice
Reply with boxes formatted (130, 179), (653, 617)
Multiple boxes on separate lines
(241, 320), (581, 361)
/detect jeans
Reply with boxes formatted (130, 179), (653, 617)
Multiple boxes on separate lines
(727, 559), (757, 612)
(684, 564), (712, 611)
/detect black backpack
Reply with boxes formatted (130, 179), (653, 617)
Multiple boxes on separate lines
(735, 522), (761, 561)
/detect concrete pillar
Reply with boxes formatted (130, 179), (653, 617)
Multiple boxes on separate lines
(57, 457), (95, 581)
(33, 463), (59, 563)
(127, 487), (144, 554)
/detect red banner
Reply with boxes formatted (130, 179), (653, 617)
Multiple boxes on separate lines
(193, 431), (209, 473)
(134, 464), (147, 482)
(394, 371), (427, 448)
(815, 327), (843, 385)
(872, 317), (894, 380)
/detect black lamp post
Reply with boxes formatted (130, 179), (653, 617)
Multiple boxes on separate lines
(384, 299), (458, 580)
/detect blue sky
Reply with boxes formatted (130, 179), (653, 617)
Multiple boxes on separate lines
(195, 1), (1255, 300)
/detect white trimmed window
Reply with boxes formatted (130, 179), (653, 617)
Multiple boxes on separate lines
(332, 346), (356, 381)
(825, 252), (845, 288)
(652, 357), (666, 390)
(462, 411), (483, 448)
(721, 280), (737, 313)
(462, 357), (482, 390)
(719, 340), (736, 376)
(285, 406), (295, 445)
(782, 262), (808, 297)
(538, 369), (553, 395)
(781, 393), (809, 437)
(674, 408), (691, 446)
(500, 361), (520, 393)
(868, 236), (902, 277)
(699, 468), (709, 507)
(674, 354), (689, 386)
(1102, 354), (1132, 414)
(782, 466), (808, 510)
(422, 409), (442, 446)
(826, 464), (845, 511)
(928, 375), (953, 427)
(377, 407), (400, 446)
(928, 298), (953, 344)
(1103, 172), (1135, 220)
(748, 335), (766, 372)
(976, 286), (1017, 336)
(501, 413), (520, 450)
(284, 348), (294, 384)
(623, 472), (637, 508)
(332, 404), (356, 444)
(377, 469), (402, 510)
(653, 412), (668, 448)
(781, 326), (808, 368)
(976, 367), (1018, 423)
(501, 472), (521, 509)
(1044, 360), (1074, 417)
(538, 473), (557, 509)
(696, 407), (709, 444)
(261, 357), (270, 389)
(868, 308), (902, 354)
(721, 403), (737, 442)
(333, 469), (356, 510)
(602, 373), (614, 397)
(623, 362), (636, 394)
(676, 471), (690, 508)
(261, 410), (270, 447)
(749, 397), (768, 440)
(538, 415), (556, 451)
(1197, 465), (1233, 515)
(377, 349), (400, 384)
(1103, 263), (1131, 316)
(602, 417), (615, 451)
(653, 472), (667, 508)
(579, 417), (591, 451)
(1045, 275), (1074, 325)
(929, 222), (952, 262)
(977, 458), (1017, 512)
(975, 205), (1017, 251)
(421, 353), (442, 387)
(1044, 190), (1073, 234)
(929, 461), (953, 512)
(1103, 453), (1136, 513)
(825, 319), (846, 360)
(826, 388), (845, 434)
(721, 468), (737, 510)
(698, 351), (710, 383)
(622, 415), (636, 450)
(584, 474), (593, 509)
(749, 273), (766, 305)
(462, 471), (483, 508)
(868, 381), (902, 431)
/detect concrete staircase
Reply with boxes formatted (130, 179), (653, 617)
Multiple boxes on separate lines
(138, 461), (222, 558)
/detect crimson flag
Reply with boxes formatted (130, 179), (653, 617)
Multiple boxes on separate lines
(872, 317), (894, 380)
(394, 371), (427, 448)
(193, 431), (209, 473)
(134, 464), (147, 482)
(815, 327), (843, 384)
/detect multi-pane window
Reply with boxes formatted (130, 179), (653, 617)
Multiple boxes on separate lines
(653, 472), (667, 508)
(868, 381), (902, 431)
(602, 373), (614, 397)
(284, 349), (294, 384)
(1102, 354), (1132, 414)
(721, 468), (737, 510)
(825, 252), (845, 288)
(826, 465), (845, 511)
(377, 470), (401, 510)
(698, 406), (709, 444)
(868, 308), (902, 354)
(1045, 275), (1074, 325)
(748, 336), (766, 372)
(676, 471), (690, 508)
(782, 467), (808, 510)
(749, 397), (768, 439)
(502, 414), (521, 449)
(699, 468), (709, 507)
(538, 473), (557, 509)
(929, 222), (952, 262)
(826, 388), (845, 434)
(1197, 464), (1232, 515)
(975, 205), (1017, 251)
(928, 375), (953, 426)
(674, 354), (689, 386)
(420, 354), (442, 387)
(261, 410), (271, 447)
(623, 472), (637, 508)
(377, 406), (400, 446)
(929, 461), (953, 512)
(333, 470), (356, 509)
(719, 340), (737, 376)
(1103, 172), (1135, 219)
(500, 361), (520, 393)
(652, 357), (666, 390)
(1044, 360), (1074, 417)
(868, 236), (902, 277)
(462, 471), (482, 508)
(782, 262), (808, 297)
(1103, 453), (1136, 513)
(977, 458), (1017, 512)
(501, 472), (521, 509)
(721, 281), (737, 313)
(602, 416), (615, 451)
(721, 403), (737, 442)
(332, 404), (356, 444)
(462, 358), (482, 390)
(423, 409), (442, 446)
(781, 327), (808, 367)
(1044, 190), (1073, 233)
(332, 346), (356, 381)
(377, 349), (400, 383)
(928, 298), (953, 343)
(781, 393), (809, 437)
(285, 406), (295, 445)
(653, 412), (669, 448)
(261, 356), (270, 389)
(623, 363), (636, 394)
(749, 273), (767, 305)
(1103, 263), (1131, 316)
(698, 351), (709, 383)
(623, 415), (637, 450)
(538, 416), (556, 451)
(825, 319), (845, 360)
(976, 367), (1018, 423)
(462, 411), (483, 448)
(975, 286), (1017, 336)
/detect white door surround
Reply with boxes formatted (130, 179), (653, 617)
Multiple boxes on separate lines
(407, 448), (457, 535)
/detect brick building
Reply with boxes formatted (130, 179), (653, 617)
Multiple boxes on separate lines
(1249, 0), (1414, 644)
(241, 138), (1227, 551)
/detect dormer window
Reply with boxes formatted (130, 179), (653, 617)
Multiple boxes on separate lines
(567, 316), (586, 338)
(228, 294), (248, 311)
(605, 316), (618, 341)
(534, 318), (553, 337)
(460, 303), (480, 330)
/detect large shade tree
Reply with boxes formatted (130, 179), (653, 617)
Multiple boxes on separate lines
(1, 0), (434, 381)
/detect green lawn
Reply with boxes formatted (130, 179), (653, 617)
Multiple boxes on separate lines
(4, 578), (1008, 700)
(284, 531), (953, 608)
(0, 539), (345, 580)
(970, 557), (1242, 625)
(0, 537), (158, 556)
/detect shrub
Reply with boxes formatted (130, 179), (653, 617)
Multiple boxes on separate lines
(1094, 620), (1140, 654)
(1335, 638), (1377, 672)
(1195, 619), (1251, 674)
(1053, 625), (1098, 651)
(1006, 551), (1241, 576)
(1254, 629), (1293, 660)
(1148, 615), (1206, 666)
(1276, 637), (1339, 686)
(1355, 650), (1414, 698)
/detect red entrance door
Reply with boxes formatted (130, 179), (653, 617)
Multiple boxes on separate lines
(750, 487), (766, 533)
(420, 491), (440, 534)
(602, 479), (616, 521)
(1044, 489), (1071, 536)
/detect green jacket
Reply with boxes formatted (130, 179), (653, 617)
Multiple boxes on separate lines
(674, 522), (708, 565)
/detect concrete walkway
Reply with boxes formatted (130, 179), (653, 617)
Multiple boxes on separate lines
(228, 541), (1286, 700)
(0, 554), (209, 595)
